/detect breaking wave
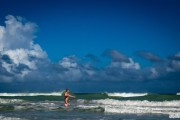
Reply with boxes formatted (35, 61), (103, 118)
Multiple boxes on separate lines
(106, 92), (148, 97)
(0, 92), (63, 97)
(92, 99), (180, 115)
(1, 92), (180, 118)
(1, 97), (180, 116)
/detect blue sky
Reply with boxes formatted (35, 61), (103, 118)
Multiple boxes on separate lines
(0, 0), (180, 93)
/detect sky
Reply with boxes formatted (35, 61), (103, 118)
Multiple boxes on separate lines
(0, 0), (180, 93)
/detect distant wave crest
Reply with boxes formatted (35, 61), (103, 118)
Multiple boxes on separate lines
(106, 92), (148, 97)
(0, 92), (63, 96)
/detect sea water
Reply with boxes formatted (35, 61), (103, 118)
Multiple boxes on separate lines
(0, 92), (180, 120)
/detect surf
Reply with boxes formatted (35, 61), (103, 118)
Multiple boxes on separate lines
(0, 92), (63, 97)
(106, 92), (148, 97)
(92, 99), (180, 115)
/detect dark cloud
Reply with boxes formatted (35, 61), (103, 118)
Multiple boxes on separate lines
(0, 54), (13, 64)
(168, 53), (180, 61)
(103, 49), (130, 62)
(13, 64), (30, 73)
(136, 51), (162, 62)
(166, 52), (180, 71)
(0, 65), (13, 77)
(168, 56), (180, 61)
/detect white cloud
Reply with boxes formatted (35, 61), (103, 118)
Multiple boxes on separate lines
(149, 67), (159, 79)
(58, 55), (84, 81)
(109, 58), (140, 70)
(0, 15), (47, 79)
(120, 58), (140, 70)
(2, 48), (46, 70)
(59, 55), (78, 69)
(0, 15), (37, 50)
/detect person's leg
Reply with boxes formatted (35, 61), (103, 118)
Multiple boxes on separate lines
(64, 98), (69, 107)
(64, 103), (68, 107)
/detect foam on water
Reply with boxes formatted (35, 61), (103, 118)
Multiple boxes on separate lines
(75, 105), (105, 112)
(77, 105), (99, 109)
(107, 92), (148, 97)
(177, 93), (180, 95)
(1, 93), (180, 117)
(92, 99), (180, 115)
(0, 98), (23, 104)
(0, 92), (63, 96)
(0, 116), (24, 120)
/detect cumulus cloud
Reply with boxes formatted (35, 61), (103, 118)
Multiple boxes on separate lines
(0, 15), (47, 82)
(0, 15), (37, 50)
(102, 50), (140, 80)
(108, 58), (140, 70)
(58, 55), (83, 81)
(0, 15), (180, 93)
(59, 55), (79, 69)
(57, 55), (102, 82)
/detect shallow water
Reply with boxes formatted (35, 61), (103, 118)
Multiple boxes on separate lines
(0, 92), (180, 120)
(0, 111), (173, 120)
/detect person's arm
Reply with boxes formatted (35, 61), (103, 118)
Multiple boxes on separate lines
(69, 94), (75, 98)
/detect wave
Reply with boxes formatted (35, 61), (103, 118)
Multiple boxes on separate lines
(92, 99), (180, 115)
(0, 92), (63, 97)
(1, 97), (180, 115)
(177, 93), (180, 95)
(0, 98), (104, 113)
(1, 92), (180, 102)
(106, 92), (148, 97)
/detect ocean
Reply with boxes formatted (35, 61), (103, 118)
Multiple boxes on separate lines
(0, 92), (180, 120)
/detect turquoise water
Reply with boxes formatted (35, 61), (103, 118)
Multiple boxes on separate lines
(0, 92), (180, 120)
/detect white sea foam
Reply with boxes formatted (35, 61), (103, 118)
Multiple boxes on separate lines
(0, 92), (63, 96)
(107, 92), (148, 97)
(93, 99), (180, 107)
(13, 101), (59, 111)
(92, 99), (180, 115)
(177, 93), (180, 95)
(0, 116), (24, 120)
(0, 98), (23, 104)
(77, 99), (89, 104)
(77, 105), (99, 109)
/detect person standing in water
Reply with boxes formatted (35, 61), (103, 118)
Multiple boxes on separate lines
(64, 89), (75, 107)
